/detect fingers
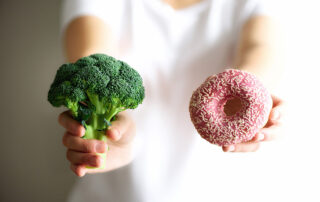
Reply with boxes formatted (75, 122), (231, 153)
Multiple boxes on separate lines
(60, 111), (135, 177)
(259, 123), (283, 141)
(222, 131), (265, 152)
(107, 112), (134, 143)
(222, 142), (260, 152)
(271, 94), (284, 107)
(267, 106), (283, 126)
(70, 164), (86, 177)
(66, 150), (103, 167)
(222, 123), (283, 152)
(222, 95), (286, 153)
(58, 111), (85, 136)
(266, 95), (286, 126)
(70, 164), (106, 177)
(62, 132), (108, 153)
(262, 94), (286, 139)
(63, 131), (107, 177)
(269, 107), (280, 123)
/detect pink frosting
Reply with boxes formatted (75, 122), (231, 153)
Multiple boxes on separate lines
(189, 69), (272, 146)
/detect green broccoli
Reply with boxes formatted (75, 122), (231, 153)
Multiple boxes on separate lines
(48, 53), (145, 169)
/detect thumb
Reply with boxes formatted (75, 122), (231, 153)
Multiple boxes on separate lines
(267, 95), (286, 126)
(106, 112), (135, 144)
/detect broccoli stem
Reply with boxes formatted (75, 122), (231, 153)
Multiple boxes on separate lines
(66, 100), (79, 117)
(83, 112), (108, 141)
(87, 92), (106, 114)
(104, 106), (122, 122)
(82, 112), (108, 169)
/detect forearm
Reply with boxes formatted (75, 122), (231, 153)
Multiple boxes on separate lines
(234, 16), (284, 91)
(62, 17), (136, 174)
(236, 45), (283, 91)
(63, 15), (116, 63)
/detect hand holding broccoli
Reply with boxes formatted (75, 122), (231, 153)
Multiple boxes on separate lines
(48, 54), (144, 175)
(59, 110), (136, 176)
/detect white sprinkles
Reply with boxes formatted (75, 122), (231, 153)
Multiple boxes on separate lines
(189, 69), (272, 146)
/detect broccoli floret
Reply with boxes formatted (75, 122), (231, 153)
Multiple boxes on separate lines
(48, 53), (145, 169)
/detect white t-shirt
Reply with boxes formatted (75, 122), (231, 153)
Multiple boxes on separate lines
(61, 0), (275, 201)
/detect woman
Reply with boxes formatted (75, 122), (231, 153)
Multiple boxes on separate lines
(58, 0), (285, 201)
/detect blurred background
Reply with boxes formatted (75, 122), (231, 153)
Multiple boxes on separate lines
(0, 0), (319, 201)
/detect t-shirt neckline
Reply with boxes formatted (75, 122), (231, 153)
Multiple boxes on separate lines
(145, 0), (210, 17)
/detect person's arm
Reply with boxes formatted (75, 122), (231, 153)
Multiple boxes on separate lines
(64, 15), (117, 62)
(235, 16), (284, 91)
(223, 16), (285, 152)
(60, 16), (134, 176)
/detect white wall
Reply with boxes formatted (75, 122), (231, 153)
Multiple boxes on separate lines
(0, 0), (319, 202)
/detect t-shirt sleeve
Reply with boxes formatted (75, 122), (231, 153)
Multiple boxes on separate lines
(60, 0), (122, 34)
(250, 0), (281, 19)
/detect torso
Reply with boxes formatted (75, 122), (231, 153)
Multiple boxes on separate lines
(65, 0), (272, 201)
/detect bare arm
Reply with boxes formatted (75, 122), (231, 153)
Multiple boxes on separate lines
(60, 16), (134, 176)
(223, 16), (285, 152)
(64, 15), (116, 62)
(235, 16), (284, 91)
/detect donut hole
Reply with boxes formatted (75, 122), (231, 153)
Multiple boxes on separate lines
(223, 97), (243, 116)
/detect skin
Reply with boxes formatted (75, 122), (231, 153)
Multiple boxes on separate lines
(162, 0), (203, 9)
(60, 1), (285, 177)
(63, 16), (134, 176)
(222, 95), (285, 152)
(59, 111), (135, 176)
(223, 16), (285, 152)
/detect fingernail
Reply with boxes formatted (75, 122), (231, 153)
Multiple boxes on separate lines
(80, 128), (85, 137)
(78, 168), (85, 177)
(228, 145), (235, 152)
(271, 110), (280, 121)
(258, 133), (265, 141)
(95, 143), (106, 153)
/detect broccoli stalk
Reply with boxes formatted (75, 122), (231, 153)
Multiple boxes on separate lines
(48, 54), (145, 169)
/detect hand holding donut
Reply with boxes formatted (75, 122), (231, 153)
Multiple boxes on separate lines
(222, 94), (285, 152)
(189, 69), (285, 152)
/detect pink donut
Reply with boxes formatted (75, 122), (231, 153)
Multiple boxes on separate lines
(189, 69), (272, 146)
